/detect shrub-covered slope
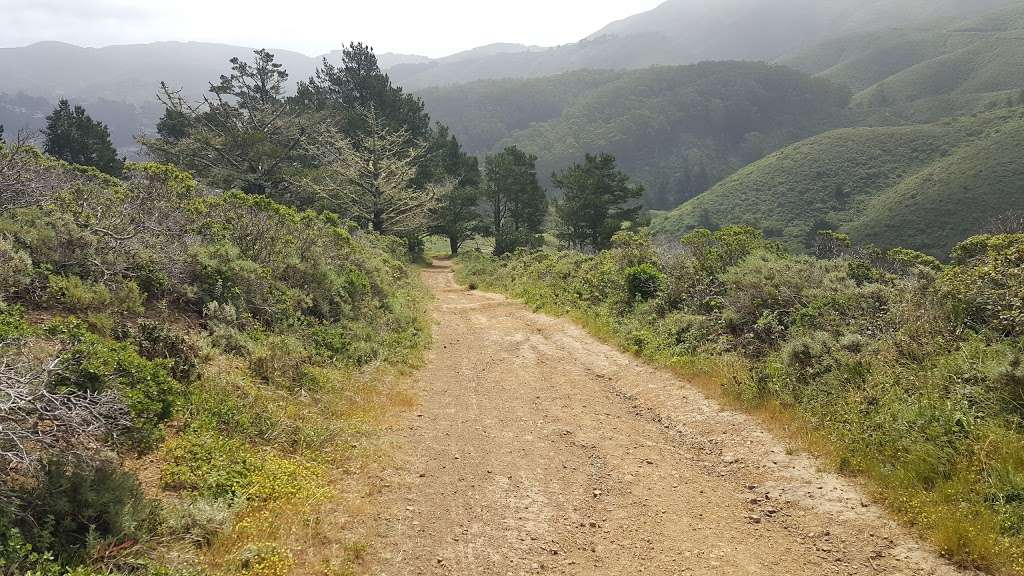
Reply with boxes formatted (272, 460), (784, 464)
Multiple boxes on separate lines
(651, 109), (1024, 256)
(457, 227), (1024, 572)
(0, 145), (427, 575)
(422, 62), (851, 210)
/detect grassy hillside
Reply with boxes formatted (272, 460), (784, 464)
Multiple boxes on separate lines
(423, 62), (851, 210)
(651, 109), (1024, 256)
(784, 4), (1024, 119)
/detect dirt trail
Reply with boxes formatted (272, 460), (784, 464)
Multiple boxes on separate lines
(365, 261), (973, 575)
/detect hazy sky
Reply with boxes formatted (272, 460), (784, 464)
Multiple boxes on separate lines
(0, 0), (666, 57)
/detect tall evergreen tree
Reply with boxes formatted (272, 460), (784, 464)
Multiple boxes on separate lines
(144, 50), (307, 197)
(423, 125), (484, 255)
(295, 43), (430, 140)
(42, 99), (123, 176)
(553, 153), (643, 252)
(484, 146), (547, 255)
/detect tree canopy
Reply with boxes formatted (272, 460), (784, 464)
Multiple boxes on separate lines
(553, 153), (643, 252)
(483, 146), (547, 255)
(42, 99), (124, 176)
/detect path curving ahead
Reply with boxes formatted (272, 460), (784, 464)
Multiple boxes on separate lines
(367, 260), (972, 576)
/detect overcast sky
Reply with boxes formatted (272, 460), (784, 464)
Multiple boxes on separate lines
(0, 0), (666, 57)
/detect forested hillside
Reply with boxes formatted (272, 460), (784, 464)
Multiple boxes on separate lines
(423, 62), (851, 209)
(652, 109), (1024, 256)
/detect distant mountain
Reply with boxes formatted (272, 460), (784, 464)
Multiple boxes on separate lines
(651, 109), (1024, 257)
(784, 4), (1024, 122)
(422, 62), (851, 210)
(375, 52), (432, 69)
(0, 41), (319, 104)
(389, 0), (1020, 89)
(0, 41), (321, 152)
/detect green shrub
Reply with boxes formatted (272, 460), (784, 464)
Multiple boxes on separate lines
(0, 303), (32, 344)
(0, 527), (64, 576)
(886, 247), (943, 274)
(207, 324), (255, 356)
(722, 253), (851, 341)
(158, 497), (234, 546)
(0, 236), (32, 300)
(782, 331), (838, 379)
(121, 320), (200, 384)
(14, 459), (154, 563)
(49, 324), (181, 447)
(940, 234), (1024, 336)
(248, 335), (315, 390)
(45, 275), (144, 316)
(624, 263), (663, 301)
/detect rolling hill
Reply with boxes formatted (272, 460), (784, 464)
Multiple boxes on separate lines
(422, 62), (852, 210)
(784, 4), (1024, 120)
(651, 109), (1024, 257)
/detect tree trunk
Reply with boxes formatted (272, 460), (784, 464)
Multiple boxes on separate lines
(449, 235), (460, 256)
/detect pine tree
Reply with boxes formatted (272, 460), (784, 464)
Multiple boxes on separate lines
(143, 50), (306, 196)
(42, 99), (123, 176)
(483, 146), (547, 255)
(552, 153), (643, 252)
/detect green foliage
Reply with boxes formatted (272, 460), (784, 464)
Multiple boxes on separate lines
(49, 323), (182, 447)
(45, 275), (144, 316)
(940, 234), (1024, 335)
(624, 264), (663, 302)
(483, 146), (547, 255)
(4, 92), (431, 574)
(553, 153), (643, 251)
(11, 460), (154, 563)
(120, 320), (201, 384)
(295, 42), (431, 142)
(0, 236), (31, 301)
(146, 50), (305, 196)
(42, 99), (123, 177)
(248, 335), (317, 391)
(429, 186), (485, 256)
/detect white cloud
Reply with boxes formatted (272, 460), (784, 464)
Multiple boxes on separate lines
(0, 0), (665, 57)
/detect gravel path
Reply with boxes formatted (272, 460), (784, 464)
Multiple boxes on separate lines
(366, 261), (972, 576)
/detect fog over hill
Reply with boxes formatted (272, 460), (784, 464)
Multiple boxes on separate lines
(1, 0), (1022, 155)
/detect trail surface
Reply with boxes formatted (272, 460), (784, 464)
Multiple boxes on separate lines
(367, 261), (971, 575)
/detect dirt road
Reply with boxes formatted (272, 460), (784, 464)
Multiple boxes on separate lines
(366, 261), (971, 575)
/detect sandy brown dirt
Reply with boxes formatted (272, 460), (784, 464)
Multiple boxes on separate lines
(365, 261), (974, 575)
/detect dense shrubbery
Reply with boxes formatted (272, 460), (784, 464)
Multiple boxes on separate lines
(0, 147), (427, 574)
(459, 227), (1024, 572)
